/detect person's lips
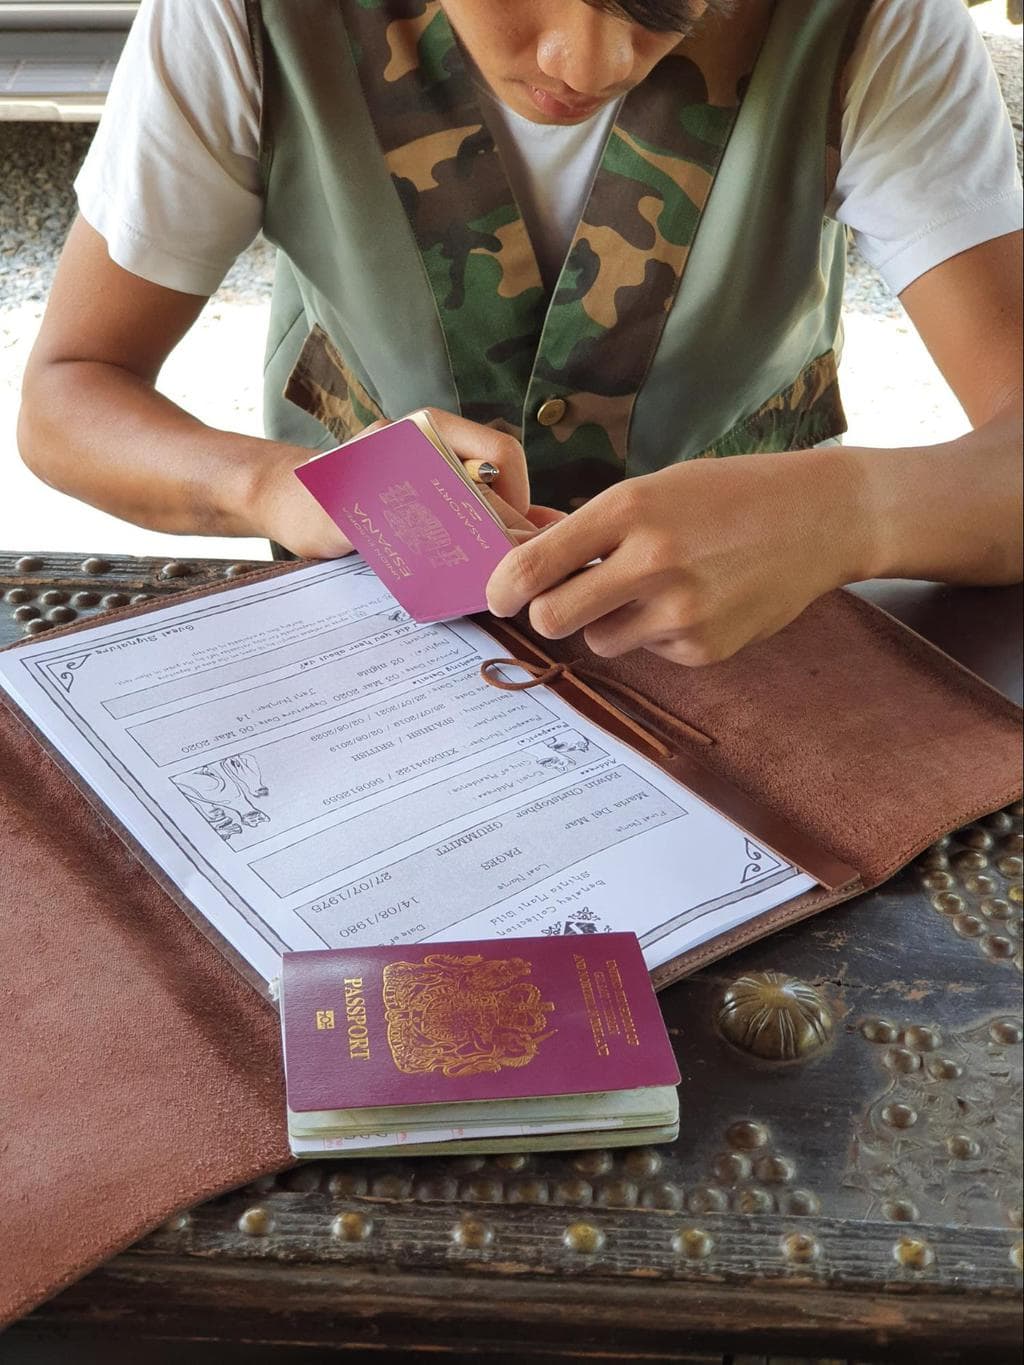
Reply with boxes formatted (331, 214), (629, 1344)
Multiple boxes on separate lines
(524, 83), (602, 121)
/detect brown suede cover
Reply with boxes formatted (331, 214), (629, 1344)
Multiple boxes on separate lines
(0, 567), (1020, 1326)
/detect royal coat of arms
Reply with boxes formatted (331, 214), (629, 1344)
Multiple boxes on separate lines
(382, 953), (556, 1078)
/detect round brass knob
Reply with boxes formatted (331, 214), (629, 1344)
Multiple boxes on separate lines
(536, 397), (567, 426)
(717, 971), (833, 1061)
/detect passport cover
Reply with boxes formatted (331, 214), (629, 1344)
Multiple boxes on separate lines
(280, 934), (680, 1114)
(295, 415), (515, 623)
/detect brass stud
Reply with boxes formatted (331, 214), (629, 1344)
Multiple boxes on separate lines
(884, 1046), (922, 1074)
(1009, 885), (1023, 905)
(894, 1236), (935, 1269)
(946, 1134), (981, 1161)
(71, 591), (99, 608)
(1010, 801), (1023, 818)
(237, 1206), (272, 1237)
(80, 557), (108, 574)
(983, 811), (1014, 834)
(953, 849), (989, 873)
(726, 1120), (769, 1151)
(328, 1171), (368, 1198)
(639, 1181), (684, 1211)
(100, 593), (129, 609)
(781, 1231), (820, 1264)
(982, 935), (1015, 961)
(505, 1179), (549, 1205)
(917, 847), (950, 870)
(925, 1057), (962, 1081)
(595, 1179), (638, 1209)
(331, 1211), (373, 1242)
(16, 556), (43, 572)
(13, 605), (39, 622)
(931, 892), (965, 915)
(981, 898), (1013, 921)
(563, 1221), (605, 1254)
(226, 563), (252, 578)
(900, 1025), (941, 1052)
(494, 1153), (528, 1172)
(283, 1165), (323, 1192)
(371, 1173), (414, 1200)
(131, 593), (153, 606)
(964, 874), (997, 897)
(1003, 832), (1024, 855)
(712, 1152), (752, 1184)
(882, 1103), (918, 1130)
(687, 1185), (729, 1214)
(860, 1018), (898, 1043)
(989, 1018), (1024, 1046)
(717, 972), (833, 1060)
(883, 1199), (920, 1223)
(622, 1148), (662, 1179)
(572, 1150), (613, 1177)
(785, 1189), (820, 1216)
(414, 1176), (459, 1202)
(754, 1155), (796, 1185)
(452, 1216), (493, 1250)
(448, 1155), (486, 1174)
(460, 1177), (504, 1203)
(960, 826), (995, 851)
(40, 589), (68, 606)
(672, 1227), (713, 1259)
(552, 1178), (594, 1206)
(25, 619), (50, 635)
(734, 1187), (774, 1215)
(998, 855), (1024, 879)
(5, 587), (31, 604)
(47, 606), (77, 625)
(162, 1211), (191, 1233)
(921, 871), (955, 891)
(953, 913), (985, 938)
(161, 561), (194, 578)
(1012, 1242), (1023, 1271)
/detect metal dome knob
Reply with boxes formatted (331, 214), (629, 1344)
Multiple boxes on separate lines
(717, 971), (833, 1061)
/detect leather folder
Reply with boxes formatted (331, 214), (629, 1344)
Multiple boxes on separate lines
(1, 564), (1020, 1325)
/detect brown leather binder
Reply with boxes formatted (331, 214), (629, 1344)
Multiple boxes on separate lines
(1, 565), (1020, 1325)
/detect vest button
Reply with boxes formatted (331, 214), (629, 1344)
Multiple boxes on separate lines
(536, 397), (567, 427)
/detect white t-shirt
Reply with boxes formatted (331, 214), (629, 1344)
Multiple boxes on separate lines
(75, 0), (1022, 300)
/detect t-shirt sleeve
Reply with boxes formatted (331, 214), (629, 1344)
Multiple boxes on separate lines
(829, 0), (1023, 298)
(74, 0), (263, 296)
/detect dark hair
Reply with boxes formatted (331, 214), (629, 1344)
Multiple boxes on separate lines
(588, 0), (733, 34)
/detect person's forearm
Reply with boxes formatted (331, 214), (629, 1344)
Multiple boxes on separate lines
(18, 358), (303, 537)
(842, 405), (1023, 586)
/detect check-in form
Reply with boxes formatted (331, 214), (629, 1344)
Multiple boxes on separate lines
(0, 561), (813, 986)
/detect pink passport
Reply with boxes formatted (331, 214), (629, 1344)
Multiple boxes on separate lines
(280, 934), (680, 1114)
(295, 415), (516, 622)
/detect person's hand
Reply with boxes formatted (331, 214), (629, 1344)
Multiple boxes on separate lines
(485, 449), (874, 665)
(258, 409), (564, 558)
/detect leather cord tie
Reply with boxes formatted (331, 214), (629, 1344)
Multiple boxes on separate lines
(479, 657), (567, 691)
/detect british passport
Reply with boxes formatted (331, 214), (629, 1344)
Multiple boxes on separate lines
(294, 411), (516, 623)
(278, 933), (680, 1158)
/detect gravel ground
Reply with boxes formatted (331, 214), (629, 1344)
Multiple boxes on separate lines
(0, 18), (1020, 559)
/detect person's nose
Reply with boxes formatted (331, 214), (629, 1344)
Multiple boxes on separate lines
(535, 8), (636, 99)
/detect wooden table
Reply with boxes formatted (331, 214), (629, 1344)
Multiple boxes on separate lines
(1, 552), (1021, 1365)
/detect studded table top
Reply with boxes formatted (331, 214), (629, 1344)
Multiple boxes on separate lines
(3, 553), (1022, 1363)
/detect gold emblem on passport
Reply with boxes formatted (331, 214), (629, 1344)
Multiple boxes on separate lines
(316, 1010), (335, 1030)
(382, 954), (556, 1078)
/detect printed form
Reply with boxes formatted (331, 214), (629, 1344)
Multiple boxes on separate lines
(0, 561), (814, 986)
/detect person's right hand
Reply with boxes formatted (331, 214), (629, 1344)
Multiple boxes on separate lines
(256, 410), (562, 558)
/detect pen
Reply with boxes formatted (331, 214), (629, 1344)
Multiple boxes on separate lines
(464, 460), (500, 486)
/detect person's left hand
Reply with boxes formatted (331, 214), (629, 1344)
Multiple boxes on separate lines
(485, 449), (874, 665)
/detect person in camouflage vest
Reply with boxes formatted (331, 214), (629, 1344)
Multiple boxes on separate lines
(18, 0), (1024, 666)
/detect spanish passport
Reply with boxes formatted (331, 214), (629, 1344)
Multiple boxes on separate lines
(295, 411), (516, 623)
(278, 933), (680, 1158)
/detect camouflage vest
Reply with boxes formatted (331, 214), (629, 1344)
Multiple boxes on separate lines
(247, 0), (870, 511)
